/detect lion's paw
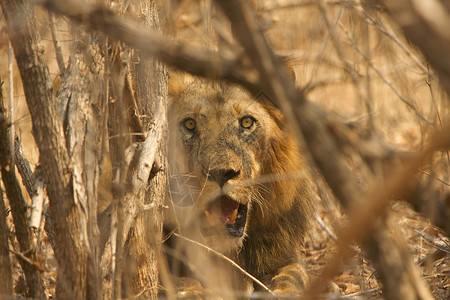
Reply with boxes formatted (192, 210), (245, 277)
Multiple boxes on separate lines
(175, 277), (222, 300)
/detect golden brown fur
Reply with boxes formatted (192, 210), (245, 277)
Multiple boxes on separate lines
(168, 76), (314, 295)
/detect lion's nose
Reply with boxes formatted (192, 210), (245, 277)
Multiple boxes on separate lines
(207, 169), (240, 187)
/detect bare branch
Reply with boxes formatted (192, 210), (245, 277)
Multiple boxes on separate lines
(0, 83), (46, 298)
(42, 0), (259, 92)
(29, 172), (44, 229)
(379, 0), (450, 96)
(337, 21), (432, 125)
(0, 193), (12, 295)
(14, 138), (35, 198)
(0, 85), (12, 295)
(306, 124), (450, 298)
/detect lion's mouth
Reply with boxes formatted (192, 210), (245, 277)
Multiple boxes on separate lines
(205, 196), (248, 237)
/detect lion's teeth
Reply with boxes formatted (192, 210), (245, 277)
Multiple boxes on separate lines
(227, 208), (238, 224)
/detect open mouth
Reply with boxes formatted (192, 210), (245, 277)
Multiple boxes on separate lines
(205, 196), (248, 237)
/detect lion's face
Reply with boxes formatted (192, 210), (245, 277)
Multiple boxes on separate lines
(169, 80), (300, 253)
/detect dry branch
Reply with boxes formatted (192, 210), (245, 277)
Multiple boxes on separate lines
(0, 87), (13, 296)
(307, 123), (450, 298)
(0, 74), (46, 299)
(42, 0), (258, 92)
(0, 166), (46, 298)
(0, 190), (13, 296)
(14, 138), (35, 198)
(118, 106), (165, 254)
(379, 0), (450, 97)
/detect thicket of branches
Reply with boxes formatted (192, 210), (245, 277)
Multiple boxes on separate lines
(0, 0), (449, 299)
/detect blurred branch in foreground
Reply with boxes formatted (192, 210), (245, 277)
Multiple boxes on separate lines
(378, 0), (450, 97)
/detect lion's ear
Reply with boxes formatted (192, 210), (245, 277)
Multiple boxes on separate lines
(168, 70), (196, 97)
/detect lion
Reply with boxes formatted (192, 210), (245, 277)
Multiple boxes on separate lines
(167, 75), (315, 296)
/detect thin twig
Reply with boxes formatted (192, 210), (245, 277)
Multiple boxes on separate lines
(305, 6), (343, 92)
(9, 249), (44, 273)
(417, 169), (450, 187)
(425, 66), (450, 165)
(261, 0), (361, 11)
(315, 0), (367, 117)
(337, 21), (433, 125)
(380, 0), (450, 96)
(173, 232), (276, 297)
(414, 230), (450, 254)
(363, 17), (375, 131)
(337, 287), (382, 298)
(361, 12), (429, 75)
(315, 214), (338, 241)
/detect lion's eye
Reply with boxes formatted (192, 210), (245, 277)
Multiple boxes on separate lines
(240, 116), (254, 129)
(183, 118), (197, 131)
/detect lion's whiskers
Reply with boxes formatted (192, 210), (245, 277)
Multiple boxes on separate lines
(252, 184), (273, 216)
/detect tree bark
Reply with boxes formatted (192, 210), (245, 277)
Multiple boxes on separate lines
(124, 1), (168, 297)
(0, 75), (46, 299)
(0, 0), (92, 298)
(0, 189), (13, 296)
(0, 165), (46, 299)
(0, 80), (13, 297)
(59, 28), (106, 299)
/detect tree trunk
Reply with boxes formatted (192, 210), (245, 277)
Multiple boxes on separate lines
(124, 1), (168, 298)
(0, 62), (46, 299)
(0, 189), (13, 296)
(59, 28), (106, 299)
(0, 77), (13, 297)
(0, 0), (96, 298)
(0, 164), (46, 299)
